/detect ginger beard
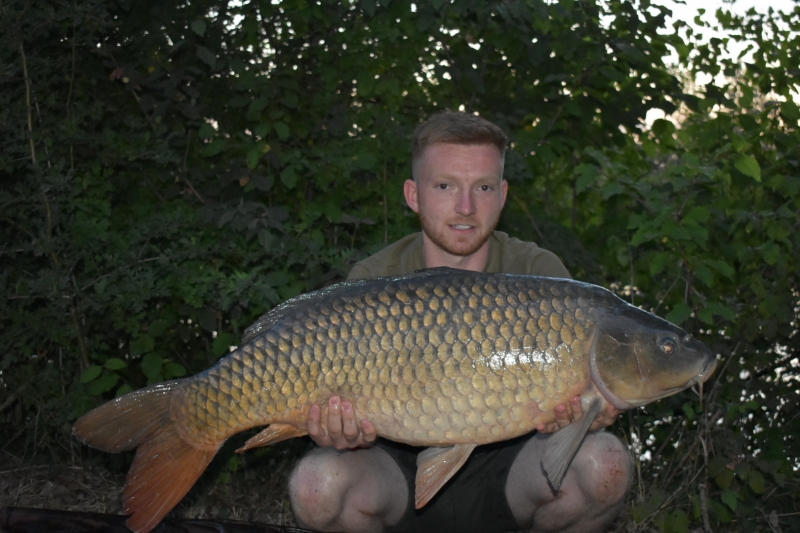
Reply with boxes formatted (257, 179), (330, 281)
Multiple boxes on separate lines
(417, 209), (501, 257)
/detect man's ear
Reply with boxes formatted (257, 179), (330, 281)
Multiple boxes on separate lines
(501, 180), (508, 207)
(404, 179), (420, 213)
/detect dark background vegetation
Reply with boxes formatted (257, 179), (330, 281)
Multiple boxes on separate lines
(1, 0), (798, 531)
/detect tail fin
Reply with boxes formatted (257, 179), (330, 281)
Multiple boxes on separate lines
(73, 381), (219, 533)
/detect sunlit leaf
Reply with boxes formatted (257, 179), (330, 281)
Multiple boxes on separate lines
(733, 154), (761, 182)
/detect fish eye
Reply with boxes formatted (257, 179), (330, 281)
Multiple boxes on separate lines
(660, 338), (676, 355)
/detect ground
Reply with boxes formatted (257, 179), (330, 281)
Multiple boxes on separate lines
(0, 439), (307, 528)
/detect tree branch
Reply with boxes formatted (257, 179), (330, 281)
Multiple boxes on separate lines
(19, 43), (36, 164)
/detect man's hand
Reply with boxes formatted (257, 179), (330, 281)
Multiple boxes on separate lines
(536, 396), (620, 433)
(307, 395), (378, 450)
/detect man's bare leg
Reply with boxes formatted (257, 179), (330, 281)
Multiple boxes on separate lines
(289, 445), (408, 533)
(506, 431), (632, 533)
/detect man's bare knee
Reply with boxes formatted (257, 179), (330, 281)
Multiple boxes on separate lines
(289, 448), (349, 529)
(572, 431), (632, 506)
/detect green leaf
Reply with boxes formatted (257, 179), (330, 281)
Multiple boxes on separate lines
(141, 353), (163, 380)
(164, 361), (187, 378)
(707, 301), (736, 322)
(116, 384), (134, 397)
(252, 173), (273, 192)
(649, 252), (671, 276)
(281, 166), (297, 189)
(760, 241), (780, 265)
(104, 358), (126, 370)
(196, 45), (216, 69)
(213, 332), (237, 357)
(87, 371), (119, 395)
(80, 365), (102, 384)
(664, 509), (689, 533)
(149, 318), (170, 337)
(733, 154), (761, 182)
(258, 229), (274, 250)
(203, 139), (226, 157)
(748, 469), (765, 494)
(682, 402), (695, 421)
(735, 461), (750, 480)
(780, 99), (800, 122)
(191, 20), (207, 36)
(715, 468), (735, 489)
(274, 122), (290, 140)
(246, 147), (262, 170)
(666, 303), (692, 325)
(720, 489), (738, 511)
(695, 264), (713, 287)
(355, 152), (378, 170)
(708, 260), (735, 279)
(708, 456), (727, 477)
(574, 164), (598, 193)
(130, 335), (155, 357)
(198, 122), (216, 140)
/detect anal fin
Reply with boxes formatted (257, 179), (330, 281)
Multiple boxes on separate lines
(414, 443), (477, 508)
(236, 423), (308, 452)
(541, 398), (602, 491)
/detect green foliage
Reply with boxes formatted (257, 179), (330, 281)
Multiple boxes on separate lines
(0, 0), (798, 530)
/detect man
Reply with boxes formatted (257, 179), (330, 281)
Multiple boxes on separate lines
(288, 112), (632, 533)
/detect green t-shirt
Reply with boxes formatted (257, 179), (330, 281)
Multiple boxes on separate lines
(346, 231), (571, 280)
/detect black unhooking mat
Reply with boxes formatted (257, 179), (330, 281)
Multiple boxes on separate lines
(0, 507), (324, 533)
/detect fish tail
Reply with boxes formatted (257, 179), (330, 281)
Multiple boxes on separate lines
(72, 380), (220, 533)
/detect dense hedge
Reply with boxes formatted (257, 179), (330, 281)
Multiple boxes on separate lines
(1, 1), (798, 531)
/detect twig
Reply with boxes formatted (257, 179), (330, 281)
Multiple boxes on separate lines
(0, 384), (27, 413)
(699, 483), (712, 533)
(20, 43), (36, 164)
(70, 274), (90, 368)
(383, 162), (388, 244)
(80, 256), (160, 292)
(637, 466), (705, 531)
(66, 22), (77, 170)
(512, 195), (547, 244)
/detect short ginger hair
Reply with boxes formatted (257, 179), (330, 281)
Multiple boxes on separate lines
(411, 111), (509, 179)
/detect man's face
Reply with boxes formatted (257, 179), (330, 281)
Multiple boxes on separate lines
(404, 143), (508, 257)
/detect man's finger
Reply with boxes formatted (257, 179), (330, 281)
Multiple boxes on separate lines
(554, 403), (572, 429)
(327, 396), (342, 437)
(569, 396), (583, 420)
(361, 419), (378, 445)
(341, 400), (359, 439)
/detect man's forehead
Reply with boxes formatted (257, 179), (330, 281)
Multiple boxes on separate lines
(420, 141), (503, 157)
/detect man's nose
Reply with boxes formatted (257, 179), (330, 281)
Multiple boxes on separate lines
(455, 190), (475, 216)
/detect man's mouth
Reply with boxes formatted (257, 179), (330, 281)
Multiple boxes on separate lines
(451, 224), (473, 230)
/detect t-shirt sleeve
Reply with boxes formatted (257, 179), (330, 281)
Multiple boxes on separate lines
(527, 249), (571, 279)
(346, 262), (371, 281)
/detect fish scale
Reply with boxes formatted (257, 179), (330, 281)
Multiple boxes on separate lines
(73, 268), (716, 533)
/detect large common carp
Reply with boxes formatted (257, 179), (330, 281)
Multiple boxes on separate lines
(73, 268), (716, 533)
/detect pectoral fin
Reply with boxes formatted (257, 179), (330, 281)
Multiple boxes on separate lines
(415, 443), (477, 508)
(236, 423), (308, 452)
(541, 398), (602, 491)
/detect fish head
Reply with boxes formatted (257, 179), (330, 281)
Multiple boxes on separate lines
(589, 308), (717, 410)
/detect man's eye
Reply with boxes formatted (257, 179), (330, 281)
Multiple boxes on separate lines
(437, 184), (449, 190)
(479, 185), (492, 191)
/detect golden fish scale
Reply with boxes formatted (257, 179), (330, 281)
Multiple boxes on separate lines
(174, 275), (609, 447)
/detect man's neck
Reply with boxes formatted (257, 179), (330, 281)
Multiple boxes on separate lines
(420, 233), (491, 272)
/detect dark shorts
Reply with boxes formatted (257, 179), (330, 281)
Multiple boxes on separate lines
(378, 434), (532, 533)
